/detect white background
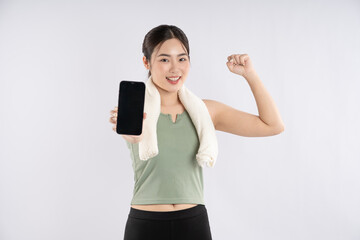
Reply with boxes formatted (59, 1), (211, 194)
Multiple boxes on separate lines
(1, 0), (359, 239)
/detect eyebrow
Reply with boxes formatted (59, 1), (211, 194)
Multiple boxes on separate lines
(156, 53), (188, 57)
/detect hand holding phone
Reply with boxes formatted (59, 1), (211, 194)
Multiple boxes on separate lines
(109, 107), (147, 143)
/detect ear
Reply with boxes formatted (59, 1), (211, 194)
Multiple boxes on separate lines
(143, 56), (150, 69)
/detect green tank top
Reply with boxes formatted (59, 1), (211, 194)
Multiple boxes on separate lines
(125, 109), (205, 205)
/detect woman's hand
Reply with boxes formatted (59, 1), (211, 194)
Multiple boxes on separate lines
(109, 106), (147, 143)
(226, 53), (256, 78)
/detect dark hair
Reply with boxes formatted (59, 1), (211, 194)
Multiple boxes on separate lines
(142, 24), (191, 78)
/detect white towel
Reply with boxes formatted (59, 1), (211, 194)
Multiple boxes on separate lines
(138, 75), (218, 168)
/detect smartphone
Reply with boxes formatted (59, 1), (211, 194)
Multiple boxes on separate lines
(116, 80), (145, 135)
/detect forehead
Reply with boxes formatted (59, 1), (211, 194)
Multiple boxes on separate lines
(154, 38), (187, 56)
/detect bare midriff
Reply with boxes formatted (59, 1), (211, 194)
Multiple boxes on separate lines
(131, 204), (198, 212)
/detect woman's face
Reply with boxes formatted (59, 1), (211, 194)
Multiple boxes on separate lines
(145, 38), (190, 93)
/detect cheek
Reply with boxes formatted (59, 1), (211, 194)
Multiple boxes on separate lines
(182, 62), (190, 69)
(180, 66), (190, 74)
(155, 64), (168, 72)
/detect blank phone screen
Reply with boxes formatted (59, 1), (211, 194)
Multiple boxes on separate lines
(116, 80), (145, 135)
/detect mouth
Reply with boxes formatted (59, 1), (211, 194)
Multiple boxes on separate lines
(166, 76), (181, 84)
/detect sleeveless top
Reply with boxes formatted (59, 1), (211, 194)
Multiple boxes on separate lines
(125, 109), (205, 205)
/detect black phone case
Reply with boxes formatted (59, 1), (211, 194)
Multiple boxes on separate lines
(116, 80), (145, 135)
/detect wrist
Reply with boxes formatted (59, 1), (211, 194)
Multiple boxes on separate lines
(244, 70), (257, 78)
(243, 71), (259, 82)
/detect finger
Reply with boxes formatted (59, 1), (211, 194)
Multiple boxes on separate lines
(231, 55), (239, 65)
(242, 54), (249, 65)
(234, 55), (241, 65)
(243, 55), (249, 65)
(112, 125), (116, 131)
(239, 54), (245, 66)
(110, 112), (117, 118)
(109, 117), (116, 123)
(111, 107), (118, 113)
(226, 60), (233, 69)
(236, 55), (243, 66)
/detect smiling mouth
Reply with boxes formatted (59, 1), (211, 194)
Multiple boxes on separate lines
(166, 76), (181, 81)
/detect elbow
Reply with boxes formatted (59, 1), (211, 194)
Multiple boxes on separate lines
(276, 125), (285, 134)
(271, 125), (285, 135)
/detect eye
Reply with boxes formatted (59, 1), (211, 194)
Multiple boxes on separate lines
(160, 58), (187, 62)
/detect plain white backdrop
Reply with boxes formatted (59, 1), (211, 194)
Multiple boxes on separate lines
(1, 0), (359, 239)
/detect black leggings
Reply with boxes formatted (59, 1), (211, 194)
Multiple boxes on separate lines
(123, 204), (212, 240)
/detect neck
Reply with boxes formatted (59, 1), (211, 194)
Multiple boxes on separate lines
(152, 78), (181, 107)
(160, 91), (180, 107)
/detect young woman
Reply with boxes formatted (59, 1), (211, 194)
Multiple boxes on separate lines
(109, 24), (284, 240)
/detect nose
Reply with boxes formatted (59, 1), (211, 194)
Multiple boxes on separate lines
(169, 61), (181, 73)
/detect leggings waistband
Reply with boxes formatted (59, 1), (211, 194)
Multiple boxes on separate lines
(128, 204), (206, 221)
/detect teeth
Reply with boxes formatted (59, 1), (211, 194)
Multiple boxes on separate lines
(166, 76), (180, 81)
